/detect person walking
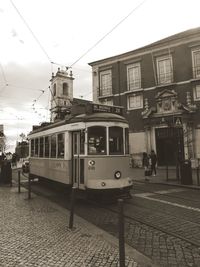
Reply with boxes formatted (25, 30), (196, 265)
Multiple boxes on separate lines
(150, 150), (157, 176)
(142, 152), (151, 181)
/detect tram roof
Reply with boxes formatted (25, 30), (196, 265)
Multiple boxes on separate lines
(29, 112), (128, 134)
(70, 112), (128, 123)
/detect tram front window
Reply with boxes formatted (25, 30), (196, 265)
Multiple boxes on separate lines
(88, 126), (106, 155)
(109, 127), (123, 155)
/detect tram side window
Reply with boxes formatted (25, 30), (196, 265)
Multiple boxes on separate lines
(50, 134), (56, 158)
(125, 128), (129, 154)
(88, 126), (106, 155)
(35, 138), (39, 157)
(57, 133), (64, 158)
(44, 136), (50, 158)
(31, 139), (34, 157)
(109, 127), (123, 155)
(39, 137), (44, 157)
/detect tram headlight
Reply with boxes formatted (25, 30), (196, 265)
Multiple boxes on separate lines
(101, 182), (106, 187)
(88, 160), (95, 166)
(114, 171), (121, 179)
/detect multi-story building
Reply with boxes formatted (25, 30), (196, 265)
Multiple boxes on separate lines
(89, 27), (200, 167)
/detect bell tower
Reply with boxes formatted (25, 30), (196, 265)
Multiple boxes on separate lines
(50, 68), (74, 121)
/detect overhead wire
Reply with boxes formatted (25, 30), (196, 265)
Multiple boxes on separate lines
(10, 0), (52, 64)
(69, 0), (148, 68)
(6, 0), (147, 122)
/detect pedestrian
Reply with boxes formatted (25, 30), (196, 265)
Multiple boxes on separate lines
(150, 150), (157, 176)
(142, 152), (151, 181)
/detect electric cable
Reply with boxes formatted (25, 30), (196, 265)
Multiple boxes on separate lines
(10, 0), (52, 64)
(69, 0), (147, 67)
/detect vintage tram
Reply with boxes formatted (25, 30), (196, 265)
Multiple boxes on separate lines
(28, 103), (133, 196)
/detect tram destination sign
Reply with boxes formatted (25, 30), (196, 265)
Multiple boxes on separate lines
(91, 104), (123, 115)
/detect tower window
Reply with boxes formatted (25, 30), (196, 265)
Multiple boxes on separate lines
(63, 83), (69, 96)
(53, 84), (56, 96)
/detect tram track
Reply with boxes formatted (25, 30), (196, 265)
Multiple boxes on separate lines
(132, 181), (200, 204)
(11, 171), (200, 266)
(13, 174), (200, 260)
(16, 176), (200, 248)
(82, 197), (200, 249)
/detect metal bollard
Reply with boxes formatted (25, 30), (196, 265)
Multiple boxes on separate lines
(166, 164), (169, 181)
(118, 199), (125, 267)
(28, 175), (31, 199)
(18, 170), (21, 193)
(69, 187), (76, 229)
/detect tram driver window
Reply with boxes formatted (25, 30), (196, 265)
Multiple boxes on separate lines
(88, 126), (106, 155)
(109, 127), (123, 155)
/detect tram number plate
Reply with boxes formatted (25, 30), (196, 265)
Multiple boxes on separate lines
(88, 166), (95, 170)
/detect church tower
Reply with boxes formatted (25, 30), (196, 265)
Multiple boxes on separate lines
(50, 68), (74, 121)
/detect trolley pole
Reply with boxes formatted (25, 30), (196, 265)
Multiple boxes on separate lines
(69, 187), (76, 229)
(118, 199), (125, 267)
(28, 175), (31, 199)
(18, 170), (21, 193)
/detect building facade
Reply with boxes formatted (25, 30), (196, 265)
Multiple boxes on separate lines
(89, 27), (200, 167)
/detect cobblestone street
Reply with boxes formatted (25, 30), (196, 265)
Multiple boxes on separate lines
(0, 184), (153, 267)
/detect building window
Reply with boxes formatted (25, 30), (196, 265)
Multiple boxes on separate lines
(193, 84), (200, 100)
(156, 55), (173, 84)
(99, 70), (112, 96)
(192, 49), (200, 78)
(127, 94), (143, 110)
(127, 63), (141, 90)
(63, 83), (69, 96)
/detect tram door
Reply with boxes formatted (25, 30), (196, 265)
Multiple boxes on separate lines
(72, 131), (85, 189)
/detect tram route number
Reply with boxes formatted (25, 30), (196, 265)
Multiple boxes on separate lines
(88, 166), (95, 170)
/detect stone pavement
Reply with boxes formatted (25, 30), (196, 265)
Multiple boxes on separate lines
(129, 167), (200, 190)
(0, 184), (155, 267)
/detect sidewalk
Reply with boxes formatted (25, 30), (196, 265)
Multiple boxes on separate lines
(130, 167), (200, 190)
(0, 184), (155, 267)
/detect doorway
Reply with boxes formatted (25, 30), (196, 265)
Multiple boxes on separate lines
(72, 131), (85, 189)
(155, 127), (184, 166)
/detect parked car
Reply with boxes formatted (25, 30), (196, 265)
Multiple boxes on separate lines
(22, 158), (29, 173)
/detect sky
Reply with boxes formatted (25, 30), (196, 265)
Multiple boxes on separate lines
(0, 0), (200, 152)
